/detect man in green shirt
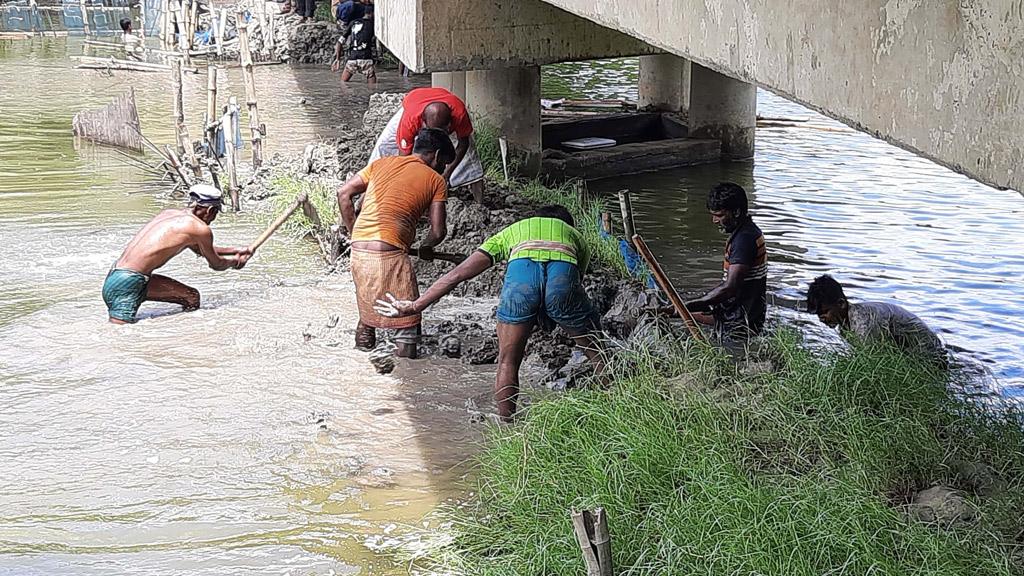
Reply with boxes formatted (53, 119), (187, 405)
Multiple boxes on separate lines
(375, 205), (605, 422)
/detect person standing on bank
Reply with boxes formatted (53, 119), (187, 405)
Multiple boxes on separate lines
(102, 185), (251, 324)
(368, 87), (486, 201)
(806, 274), (945, 360)
(375, 205), (606, 422)
(666, 182), (767, 340)
(336, 128), (453, 358)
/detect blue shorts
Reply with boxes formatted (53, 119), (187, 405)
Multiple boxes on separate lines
(102, 267), (149, 323)
(496, 258), (596, 332)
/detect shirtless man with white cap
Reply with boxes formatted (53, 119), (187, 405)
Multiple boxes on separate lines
(101, 185), (252, 324)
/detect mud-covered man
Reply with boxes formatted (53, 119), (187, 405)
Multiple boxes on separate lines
(375, 205), (606, 422)
(671, 182), (768, 340)
(337, 127), (453, 358)
(102, 185), (251, 324)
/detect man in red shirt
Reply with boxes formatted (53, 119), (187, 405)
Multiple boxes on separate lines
(369, 87), (485, 199)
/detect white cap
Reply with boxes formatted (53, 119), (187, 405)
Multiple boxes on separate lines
(188, 184), (223, 206)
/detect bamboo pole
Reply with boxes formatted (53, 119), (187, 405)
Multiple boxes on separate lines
(187, 0), (198, 51)
(79, 0), (91, 36)
(170, 58), (201, 176)
(266, 10), (275, 53)
(632, 234), (707, 342)
(215, 8), (226, 56)
(236, 10), (264, 169)
(570, 511), (601, 576)
(164, 144), (193, 186)
(571, 509), (614, 576)
(205, 63), (217, 148)
(223, 96), (239, 210)
(617, 189), (635, 248)
(248, 193), (307, 252)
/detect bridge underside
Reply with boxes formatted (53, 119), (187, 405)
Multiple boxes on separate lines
(378, 0), (1023, 191)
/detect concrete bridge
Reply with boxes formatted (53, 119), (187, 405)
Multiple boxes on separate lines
(377, 0), (1024, 192)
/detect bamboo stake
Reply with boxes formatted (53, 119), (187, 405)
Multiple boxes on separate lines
(570, 511), (601, 576)
(617, 189), (635, 248)
(205, 63), (217, 148)
(223, 96), (240, 210)
(164, 144), (193, 186)
(170, 58), (201, 176)
(266, 10), (275, 53)
(632, 234), (706, 342)
(236, 10), (264, 169)
(591, 508), (613, 576)
(79, 0), (91, 35)
(248, 193), (307, 252)
(216, 8), (226, 55)
(187, 0), (198, 51)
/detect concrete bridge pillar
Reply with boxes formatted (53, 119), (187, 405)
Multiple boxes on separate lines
(688, 63), (756, 160)
(638, 54), (690, 114)
(466, 66), (542, 176)
(431, 71), (467, 101)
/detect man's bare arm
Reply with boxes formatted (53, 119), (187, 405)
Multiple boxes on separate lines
(685, 264), (750, 312)
(443, 136), (470, 181)
(377, 251), (493, 317)
(420, 201), (447, 248)
(193, 226), (242, 271)
(336, 174), (367, 234)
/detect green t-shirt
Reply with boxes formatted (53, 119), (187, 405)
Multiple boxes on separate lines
(478, 217), (591, 273)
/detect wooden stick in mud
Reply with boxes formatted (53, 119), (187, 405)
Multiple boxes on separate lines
(617, 189), (635, 248)
(570, 510), (602, 576)
(236, 10), (264, 169)
(170, 57), (200, 176)
(248, 193), (307, 252)
(216, 8), (226, 56)
(223, 96), (240, 210)
(632, 234), (707, 343)
(205, 64), (217, 149)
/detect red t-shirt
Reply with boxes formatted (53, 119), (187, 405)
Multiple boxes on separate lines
(395, 87), (474, 154)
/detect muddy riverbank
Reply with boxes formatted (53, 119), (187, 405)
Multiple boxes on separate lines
(241, 92), (656, 391)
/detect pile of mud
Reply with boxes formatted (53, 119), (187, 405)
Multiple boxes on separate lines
(242, 92), (660, 388)
(225, 0), (340, 63)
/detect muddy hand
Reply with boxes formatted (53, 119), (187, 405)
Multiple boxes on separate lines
(374, 293), (415, 318)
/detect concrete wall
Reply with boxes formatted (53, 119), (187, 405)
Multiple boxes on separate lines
(539, 0), (1024, 192)
(376, 0), (659, 72)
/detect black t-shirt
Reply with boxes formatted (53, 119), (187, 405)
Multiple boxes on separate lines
(347, 19), (374, 60)
(713, 218), (767, 337)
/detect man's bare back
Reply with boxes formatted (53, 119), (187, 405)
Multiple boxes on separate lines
(117, 209), (214, 275)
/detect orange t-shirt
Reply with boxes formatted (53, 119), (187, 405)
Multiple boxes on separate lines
(351, 156), (448, 251)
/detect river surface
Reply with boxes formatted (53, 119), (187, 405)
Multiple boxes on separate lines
(0, 37), (499, 575)
(545, 60), (1024, 394)
(2, 36), (1023, 575)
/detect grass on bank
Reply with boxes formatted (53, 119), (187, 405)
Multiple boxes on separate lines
(437, 326), (1024, 575)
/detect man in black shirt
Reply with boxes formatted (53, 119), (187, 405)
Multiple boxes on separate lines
(332, 9), (376, 82)
(683, 182), (767, 340)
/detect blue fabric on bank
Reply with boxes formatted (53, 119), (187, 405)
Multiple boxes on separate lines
(496, 259), (595, 331)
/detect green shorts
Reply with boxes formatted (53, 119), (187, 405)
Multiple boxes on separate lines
(102, 267), (150, 323)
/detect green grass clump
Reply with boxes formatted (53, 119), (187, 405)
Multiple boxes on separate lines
(437, 327), (1024, 575)
(268, 174), (337, 237)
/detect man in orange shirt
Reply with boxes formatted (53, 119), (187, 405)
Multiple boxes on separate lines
(369, 87), (485, 200)
(337, 127), (454, 358)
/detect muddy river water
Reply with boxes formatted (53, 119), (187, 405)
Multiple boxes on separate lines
(1, 39), (1022, 575)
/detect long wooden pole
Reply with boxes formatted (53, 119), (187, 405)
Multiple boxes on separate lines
(170, 58), (202, 177)
(223, 96), (239, 210)
(617, 189), (636, 247)
(236, 11), (264, 169)
(205, 64), (217, 148)
(79, 0), (91, 35)
(216, 8), (226, 56)
(248, 193), (307, 252)
(632, 234), (707, 342)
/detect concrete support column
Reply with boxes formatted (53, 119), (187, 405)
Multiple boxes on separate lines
(431, 71), (467, 101)
(466, 66), (542, 176)
(688, 63), (756, 160)
(638, 54), (690, 114)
